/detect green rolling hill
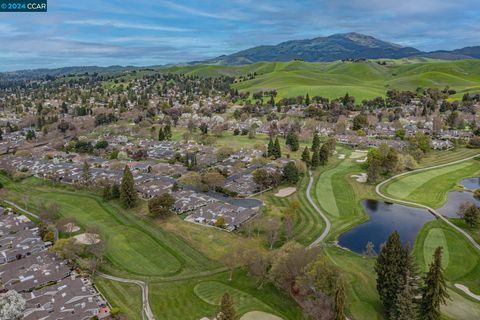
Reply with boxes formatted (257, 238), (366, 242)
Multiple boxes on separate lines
(158, 59), (480, 101)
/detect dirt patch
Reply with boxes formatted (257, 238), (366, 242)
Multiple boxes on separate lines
(240, 311), (283, 320)
(351, 173), (368, 183)
(455, 284), (480, 301)
(274, 187), (297, 197)
(74, 233), (100, 245)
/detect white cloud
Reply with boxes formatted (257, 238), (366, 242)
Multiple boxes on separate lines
(157, 0), (246, 21)
(65, 19), (193, 32)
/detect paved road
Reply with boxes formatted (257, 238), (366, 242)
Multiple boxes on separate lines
(306, 170), (332, 248)
(375, 153), (480, 252)
(97, 272), (155, 320)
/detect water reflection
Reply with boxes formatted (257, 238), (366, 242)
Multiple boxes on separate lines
(460, 177), (480, 190)
(338, 200), (434, 254)
(438, 191), (480, 217)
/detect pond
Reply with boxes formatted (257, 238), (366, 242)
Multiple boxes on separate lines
(460, 177), (480, 190)
(338, 177), (480, 255)
(338, 200), (434, 254)
(438, 190), (480, 217)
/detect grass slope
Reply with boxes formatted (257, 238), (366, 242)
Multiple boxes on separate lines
(383, 158), (480, 208)
(415, 220), (480, 319)
(100, 59), (480, 101)
(227, 60), (480, 100)
(310, 147), (480, 319)
(0, 174), (303, 319)
(263, 174), (325, 246)
(149, 271), (301, 320)
(94, 277), (143, 320)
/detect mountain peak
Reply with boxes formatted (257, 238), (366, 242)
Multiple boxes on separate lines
(328, 32), (403, 49)
(197, 32), (475, 66)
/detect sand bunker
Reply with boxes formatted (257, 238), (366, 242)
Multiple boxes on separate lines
(240, 311), (283, 320)
(338, 154), (346, 159)
(74, 233), (100, 245)
(274, 187), (297, 197)
(64, 222), (80, 233)
(350, 150), (367, 159)
(356, 157), (367, 163)
(455, 284), (480, 301)
(351, 173), (368, 183)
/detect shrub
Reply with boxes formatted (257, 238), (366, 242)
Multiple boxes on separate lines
(474, 189), (480, 199)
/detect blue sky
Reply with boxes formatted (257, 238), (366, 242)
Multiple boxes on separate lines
(0, 0), (479, 71)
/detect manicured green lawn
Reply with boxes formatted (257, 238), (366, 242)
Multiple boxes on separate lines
(149, 271), (302, 320)
(422, 227), (449, 268)
(41, 192), (181, 276)
(324, 247), (382, 320)
(414, 220), (480, 319)
(311, 148), (480, 320)
(0, 174), (302, 319)
(0, 175), (216, 279)
(94, 276), (143, 320)
(451, 218), (480, 244)
(262, 175), (324, 246)
(418, 148), (480, 168)
(2, 145), (478, 320)
(313, 153), (378, 239)
(415, 220), (480, 294)
(194, 281), (274, 316)
(383, 159), (480, 208)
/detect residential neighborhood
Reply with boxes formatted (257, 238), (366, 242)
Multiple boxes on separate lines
(0, 207), (111, 319)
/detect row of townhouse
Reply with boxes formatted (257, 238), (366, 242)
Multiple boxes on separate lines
(142, 140), (217, 165)
(185, 201), (259, 232)
(0, 157), (174, 199)
(0, 210), (48, 265)
(336, 134), (408, 149)
(170, 190), (259, 231)
(0, 207), (111, 319)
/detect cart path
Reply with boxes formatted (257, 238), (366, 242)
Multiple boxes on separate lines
(307, 170), (332, 248)
(375, 153), (480, 252)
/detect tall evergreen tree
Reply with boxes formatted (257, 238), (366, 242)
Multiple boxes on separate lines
(82, 161), (91, 184)
(283, 161), (300, 184)
(305, 93), (310, 106)
(311, 148), (320, 168)
(273, 137), (282, 159)
(269, 95), (275, 107)
(301, 146), (311, 164)
(218, 292), (235, 320)
(286, 132), (300, 152)
(158, 127), (165, 141)
(102, 183), (112, 201)
(319, 144), (329, 166)
(394, 272), (418, 320)
(120, 166), (138, 208)
(267, 137), (274, 157)
(419, 247), (450, 320)
(164, 123), (172, 140)
(311, 133), (320, 152)
(334, 277), (346, 320)
(374, 231), (405, 319)
(111, 183), (120, 199)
